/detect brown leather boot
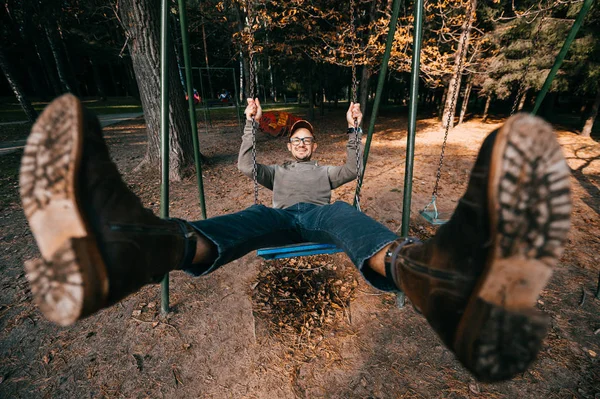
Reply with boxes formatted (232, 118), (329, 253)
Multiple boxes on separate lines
(386, 114), (571, 381)
(20, 94), (198, 326)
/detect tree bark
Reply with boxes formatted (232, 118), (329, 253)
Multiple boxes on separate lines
(118, 0), (196, 181)
(441, 0), (476, 129)
(482, 94), (491, 121)
(234, 2), (251, 98)
(458, 77), (473, 124)
(319, 66), (325, 117)
(359, 66), (370, 114)
(308, 62), (315, 120)
(201, 16), (215, 99)
(91, 59), (108, 101)
(0, 47), (38, 122)
(45, 22), (76, 94)
(34, 41), (62, 97)
(438, 87), (448, 117)
(581, 91), (600, 137)
(517, 88), (528, 111)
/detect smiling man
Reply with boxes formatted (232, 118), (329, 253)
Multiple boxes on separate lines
(237, 99), (363, 209)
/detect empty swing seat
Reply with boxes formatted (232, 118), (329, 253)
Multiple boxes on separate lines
(419, 209), (450, 225)
(257, 242), (343, 260)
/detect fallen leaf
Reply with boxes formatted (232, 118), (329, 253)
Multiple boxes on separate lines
(469, 383), (480, 394)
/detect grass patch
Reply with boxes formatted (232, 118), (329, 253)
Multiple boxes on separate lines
(0, 123), (31, 142)
(0, 97), (142, 123)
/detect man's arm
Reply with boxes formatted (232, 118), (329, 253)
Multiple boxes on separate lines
(237, 99), (275, 190)
(328, 102), (364, 189)
(327, 131), (364, 189)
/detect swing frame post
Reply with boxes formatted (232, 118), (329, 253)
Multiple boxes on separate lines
(354, 0), (401, 206)
(531, 0), (594, 115)
(401, 0), (425, 237)
(178, 0), (208, 221)
(160, 0), (171, 315)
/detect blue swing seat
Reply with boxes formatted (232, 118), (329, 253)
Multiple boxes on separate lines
(257, 242), (343, 260)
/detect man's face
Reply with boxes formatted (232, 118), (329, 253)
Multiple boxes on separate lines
(287, 128), (317, 161)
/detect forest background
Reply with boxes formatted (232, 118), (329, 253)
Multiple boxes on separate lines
(1, 0), (599, 178)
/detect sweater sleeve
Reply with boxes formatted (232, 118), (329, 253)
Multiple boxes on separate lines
(327, 132), (364, 189)
(237, 120), (276, 190)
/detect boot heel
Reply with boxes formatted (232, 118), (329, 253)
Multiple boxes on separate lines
(25, 236), (108, 326)
(454, 256), (553, 382)
(454, 297), (549, 382)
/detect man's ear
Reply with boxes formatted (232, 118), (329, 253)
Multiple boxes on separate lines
(287, 142), (292, 152)
(312, 142), (318, 152)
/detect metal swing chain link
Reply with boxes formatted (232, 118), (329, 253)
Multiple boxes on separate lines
(431, 0), (471, 200)
(350, 0), (358, 104)
(247, 0), (259, 205)
(510, 5), (547, 116)
(350, 0), (362, 210)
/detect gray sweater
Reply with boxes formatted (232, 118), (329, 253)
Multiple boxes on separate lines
(238, 120), (363, 209)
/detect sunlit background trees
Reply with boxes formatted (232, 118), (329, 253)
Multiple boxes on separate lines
(1, 0), (598, 155)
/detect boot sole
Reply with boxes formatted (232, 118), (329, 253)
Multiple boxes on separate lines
(453, 114), (572, 381)
(20, 94), (108, 326)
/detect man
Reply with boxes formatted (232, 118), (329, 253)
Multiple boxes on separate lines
(20, 94), (571, 382)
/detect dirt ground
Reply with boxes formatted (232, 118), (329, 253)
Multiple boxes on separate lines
(0, 107), (599, 398)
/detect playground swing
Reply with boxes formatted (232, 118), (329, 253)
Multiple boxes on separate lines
(156, 0), (592, 312)
(254, 0), (365, 259)
(420, 1), (472, 226)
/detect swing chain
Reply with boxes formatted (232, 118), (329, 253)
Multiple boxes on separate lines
(247, 0), (259, 205)
(350, 0), (362, 210)
(511, 4), (547, 116)
(354, 117), (362, 211)
(432, 1), (472, 200)
(350, 0), (358, 103)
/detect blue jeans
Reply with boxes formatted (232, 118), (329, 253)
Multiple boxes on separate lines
(186, 201), (399, 291)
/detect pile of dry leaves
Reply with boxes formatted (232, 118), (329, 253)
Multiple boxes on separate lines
(251, 255), (358, 352)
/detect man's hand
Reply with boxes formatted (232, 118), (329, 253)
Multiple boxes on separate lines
(346, 102), (362, 128)
(245, 98), (262, 121)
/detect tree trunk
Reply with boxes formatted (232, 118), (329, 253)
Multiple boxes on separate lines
(201, 16), (215, 99)
(45, 22), (76, 94)
(319, 67), (325, 117)
(438, 87), (448, 117)
(27, 66), (48, 100)
(442, 0), (476, 129)
(268, 56), (276, 101)
(359, 66), (370, 114)
(234, 2), (251, 98)
(482, 94), (491, 121)
(125, 59), (140, 100)
(581, 91), (600, 137)
(458, 77), (473, 124)
(308, 63), (315, 120)
(91, 59), (108, 101)
(0, 47), (38, 122)
(108, 63), (120, 96)
(517, 88), (528, 112)
(34, 41), (62, 97)
(118, 0), (196, 181)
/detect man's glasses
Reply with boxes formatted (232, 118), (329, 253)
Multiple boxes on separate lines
(290, 137), (314, 146)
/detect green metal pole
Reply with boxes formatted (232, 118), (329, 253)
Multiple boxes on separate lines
(354, 0), (401, 207)
(532, 0), (594, 115)
(177, 0), (207, 220)
(400, 0), (424, 237)
(160, 0), (170, 314)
